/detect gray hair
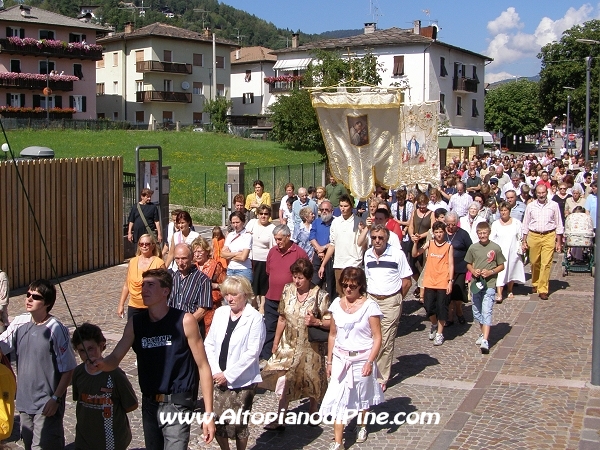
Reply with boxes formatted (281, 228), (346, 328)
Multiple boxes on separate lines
(572, 184), (583, 194)
(272, 224), (291, 236)
(370, 223), (390, 238)
(299, 206), (314, 222)
(469, 201), (481, 212)
(445, 210), (459, 222)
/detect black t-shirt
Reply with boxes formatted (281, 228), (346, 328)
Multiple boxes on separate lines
(445, 228), (472, 275)
(127, 203), (159, 242)
(219, 316), (240, 372)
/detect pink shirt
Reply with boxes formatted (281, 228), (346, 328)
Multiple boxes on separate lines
(523, 199), (564, 235)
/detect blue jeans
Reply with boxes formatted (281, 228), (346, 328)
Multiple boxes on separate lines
(141, 396), (192, 450)
(472, 287), (495, 326)
(227, 267), (253, 283)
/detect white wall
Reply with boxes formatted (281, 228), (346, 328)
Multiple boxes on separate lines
(230, 60), (274, 115)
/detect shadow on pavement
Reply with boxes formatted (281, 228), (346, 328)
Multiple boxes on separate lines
(388, 353), (439, 390)
(490, 322), (512, 348)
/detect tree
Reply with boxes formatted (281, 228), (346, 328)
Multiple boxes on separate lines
(485, 80), (544, 148)
(204, 94), (232, 133)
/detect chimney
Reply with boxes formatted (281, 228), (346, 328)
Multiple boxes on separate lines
(413, 20), (421, 34)
(291, 33), (299, 49)
(364, 23), (376, 34)
(235, 49), (240, 60)
(124, 22), (134, 33)
(203, 28), (211, 38)
(20, 5), (31, 17)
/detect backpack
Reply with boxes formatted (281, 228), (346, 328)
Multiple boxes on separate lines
(0, 355), (16, 440)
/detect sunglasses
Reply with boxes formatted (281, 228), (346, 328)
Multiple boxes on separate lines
(258, 212), (270, 216)
(139, 242), (153, 247)
(26, 292), (44, 301)
(370, 235), (385, 241)
(319, 208), (331, 212)
(341, 283), (359, 290)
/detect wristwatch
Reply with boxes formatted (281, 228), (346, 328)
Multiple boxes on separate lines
(51, 395), (60, 402)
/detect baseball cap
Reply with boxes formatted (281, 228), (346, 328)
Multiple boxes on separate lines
(470, 276), (487, 294)
(490, 178), (498, 184)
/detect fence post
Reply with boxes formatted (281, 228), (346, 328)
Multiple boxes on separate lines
(287, 165), (290, 183)
(272, 167), (276, 199)
(312, 163), (316, 187)
(204, 172), (207, 207)
(301, 163), (304, 187)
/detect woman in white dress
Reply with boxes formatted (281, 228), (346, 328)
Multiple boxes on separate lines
(459, 202), (486, 244)
(165, 211), (200, 269)
(246, 204), (275, 312)
(490, 201), (525, 302)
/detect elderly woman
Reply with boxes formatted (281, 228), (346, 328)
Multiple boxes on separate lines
(565, 184), (586, 216)
(192, 237), (226, 336)
(117, 234), (165, 318)
(205, 276), (266, 450)
(319, 267), (383, 447)
(261, 258), (330, 430)
(245, 179), (271, 220)
(165, 211), (199, 269)
(246, 204), (275, 312)
(222, 211), (253, 282)
(459, 202), (487, 243)
(292, 206), (316, 260)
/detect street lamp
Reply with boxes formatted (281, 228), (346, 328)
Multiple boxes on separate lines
(564, 86), (575, 149)
(576, 39), (600, 161)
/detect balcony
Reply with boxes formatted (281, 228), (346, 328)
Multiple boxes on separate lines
(136, 90), (191, 103)
(136, 60), (192, 74)
(453, 77), (478, 93)
(0, 76), (73, 91)
(265, 75), (303, 94)
(0, 38), (103, 61)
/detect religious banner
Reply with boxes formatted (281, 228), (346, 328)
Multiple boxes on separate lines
(311, 89), (439, 199)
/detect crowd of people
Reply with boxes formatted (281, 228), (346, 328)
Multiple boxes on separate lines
(0, 143), (597, 450)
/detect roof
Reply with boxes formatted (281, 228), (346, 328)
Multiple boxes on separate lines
(98, 23), (238, 47)
(0, 5), (108, 31)
(272, 27), (492, 62)
(231, 46), (276, 64)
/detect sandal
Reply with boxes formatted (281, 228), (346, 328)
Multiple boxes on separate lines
(495, 294), (503, 304)
(264, 422), (286, 431)
(507, 293), (514, 299)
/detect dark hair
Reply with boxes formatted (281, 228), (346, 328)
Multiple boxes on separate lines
(432, 220), (446, 232)
(28, 279), (56, 312)
(286, 195), (297, 206)
(142, 268), (173, 295)
(284, 182), (295, 191)
(72, 322), (106, 350)
(374, 207), (390, 219)
(176, 211), (193, 226)
(307, 186), (316, 195)
(476, 221), (491, 232)
(416, 193), (429, 205)
(290, 258), (314, 280)
(434, 208), (447, 219)
(229, 210), (246, 224)
(257, 204), (272, 215)
(253, 180), (264, 189)
(339, 267), (367, 295)
(233, 193), (245, 205)
(396, 189), (407, 202)
(170, 208), (183, 217)
(573, 206), (586, 213)
(338, 194), (353, 206)
(140, 188), (153, 198)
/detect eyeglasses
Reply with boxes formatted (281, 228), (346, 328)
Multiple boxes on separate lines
(319, 208), (331, 212)
(341, 283), (359, 290)
(370, 235), (385, 241)
(139, 242), (153, 247)
(258, 213), (270, 216)
(26, 292), (44, 301)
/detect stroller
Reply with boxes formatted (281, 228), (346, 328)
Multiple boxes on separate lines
(562, 210), (595, 276)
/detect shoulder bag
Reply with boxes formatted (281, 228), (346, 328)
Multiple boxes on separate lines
(307, 291), (329, 343)
(137, 203), (158, 241)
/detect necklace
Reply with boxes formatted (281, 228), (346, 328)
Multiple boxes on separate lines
(344, 296), (363, 313)
(230, 307), (244, 320)
(297, 290), (309, 303)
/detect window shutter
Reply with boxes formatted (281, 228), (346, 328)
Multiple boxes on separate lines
(20, 93), (25, 107)
(393, 56), (404, 76)
(69, 96), (73, 108)
(33, 95), (40, 108)
(19, 29), (25, 39)
(250, 93), (254, 103)
(6, 27), (11, 38)
(82, 34), (86, 42)
(69, 33), (75, 42)
(242, 95), (246, 104)
(82, 96), (86, 112)
(55, 95), (62, 108)
(6, 94), (10, 106)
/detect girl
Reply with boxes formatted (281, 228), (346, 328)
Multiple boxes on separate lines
(212, 226), (227, 268)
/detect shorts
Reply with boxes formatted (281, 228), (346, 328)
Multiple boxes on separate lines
(423, 288), (450, 321)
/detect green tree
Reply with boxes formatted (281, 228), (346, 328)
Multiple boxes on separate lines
(485, 80), (544, 149)
(204, 94), (232, 133)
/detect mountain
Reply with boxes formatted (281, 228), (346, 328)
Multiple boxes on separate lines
(487, 75), (540, 89)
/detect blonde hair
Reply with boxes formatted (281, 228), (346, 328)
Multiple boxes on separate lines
(136, 234), (161, 257)
(220, 276), (253, 300)
(191, 236), (211, 258)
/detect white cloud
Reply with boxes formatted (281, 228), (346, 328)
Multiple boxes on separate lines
(487, 7), (522, 35)
(485, 71), (518, 84)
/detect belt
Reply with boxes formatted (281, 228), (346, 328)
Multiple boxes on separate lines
(368, 289), (401, 300)
(335, 348), (370, 357)
(529, 229), (556, 235)
(150, 392), (195, 406)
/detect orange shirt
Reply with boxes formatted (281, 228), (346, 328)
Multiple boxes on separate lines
(126, 256), (165, 308)
(422, 241), (451, 290)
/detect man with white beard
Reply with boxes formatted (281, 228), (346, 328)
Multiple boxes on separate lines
(309, 200), (336, 300)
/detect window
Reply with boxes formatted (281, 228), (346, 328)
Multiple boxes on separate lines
(97, 55), (105, 68)
(113, 52), (118, 66)
(39, 30), (55, 40)
(400, 91), (405, 103)
(163, 50), (172, 62)
(33, 94), (61, 108)
(96, 83), (105, 96)
(70, 95), (86, 112)
(456, 96), (462, 116)
(163, 111), (173, 123)
(135, 111), (144, 123)
(440, 93), (445, 114)
(136, 80), (143, 92)
(135, 50), (144, 63)
(8, 93), (23, 107)
(6, 27), (24, 38)
(245, 70), (251, 82)
(68, 33), (86, 43)
(217, 84), (225, 97)
(193, 112), (203, 123)
(242, 93), (254, 104)
(216, 56), (225, 69)
(73, 64), (83, 80)
(454, 62), (466, 78)
(393, 55), (404, 76)
(472, 99), (479, 117)
(113, 81), (119, 94)
(39, 60), (55, 74)
(193, 53), (203, 67)
(40, 96), (54, 109)
(472, 65), (479, 82)
(193, 82), (203, 95)
(10, 60), (20, 73)
(113, 111), (119, 120)
(440, 57), (448, 77)
(97, 113), (105, 119)
(164, 79), (173, 92)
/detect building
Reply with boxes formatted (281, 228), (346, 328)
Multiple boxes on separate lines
(230, 46), (276, 116)
(0, 5), (106, 120)
(96, 23), (237, 126)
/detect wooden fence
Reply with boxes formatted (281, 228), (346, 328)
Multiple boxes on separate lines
(0, 157), (123, 289)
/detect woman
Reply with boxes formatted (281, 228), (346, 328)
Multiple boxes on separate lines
(127, 188), (162, 245)
(192, 237), (226, 336)
(366, 198), (382, 222)
(427, 188), (448, 212)
(292, 206), (316, 260)
(315, 186), (327, 210)
(440, 176), (457, 201)
(165, 211), (199, 269)
(552, 182), (572, 225)
(117, 234), (165, 319)
(459, 202), (486, 244)
(261, 258), (330, 430)
(212, 226), (228, 268)
(245, 179), (271, 220)
(205, 276), (266, 450)
(565, 185), (586, 216)
(408, 193), (433, 292)
(222, 211), (253, 282)
(246, 205), (275, 312)
(474, 193), (492, 224)
(490, 201), (526, 302)
(526, 167), (539, 188)
(319, 267), (383, 448)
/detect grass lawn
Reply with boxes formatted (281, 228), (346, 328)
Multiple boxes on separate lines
(0, 129), (322, 215)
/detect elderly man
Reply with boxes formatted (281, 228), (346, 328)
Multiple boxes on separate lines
(494, 165), (511, 190)
(501, 171), (524, 199)
(260, 225), (308, 362)
(309, 200), (336, 300)
(522, 185), (564, 300)
(505, 190), (526, 222)
(365, 224), (412, 391)
(291, 187), (317, 232)
(448, 182), (472, 218)
(168, 243), (212, 337)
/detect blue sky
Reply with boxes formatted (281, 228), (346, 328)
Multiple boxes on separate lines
(222, 0), (600, 83)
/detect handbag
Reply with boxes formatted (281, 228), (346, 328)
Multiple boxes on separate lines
(307, 293), (329, 343)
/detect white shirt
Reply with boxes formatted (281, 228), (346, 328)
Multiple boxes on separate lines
(427, 200), (449, 212)
(245, 219), (275, 261)
(224, 228), (253, 270)
(364, 244), (412, 296)
(330, 214), (365, 269)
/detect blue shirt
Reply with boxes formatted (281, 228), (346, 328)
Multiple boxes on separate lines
(309, 216), (333, 246)
(292, 199), (317, 229)
(585, 194), (597, 228)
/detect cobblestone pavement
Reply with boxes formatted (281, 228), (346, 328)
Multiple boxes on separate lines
(2, 251), (599, 449)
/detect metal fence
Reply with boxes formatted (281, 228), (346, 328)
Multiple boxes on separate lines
(123, 171), (136, 232)
(244, 161), (326, 201)
(0, 117), (135, 130)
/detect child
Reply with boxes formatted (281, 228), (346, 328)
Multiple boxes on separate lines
(415, 208), (447, 305)
(282, 195), (297, 238)
(211, 226), (228, 268)
(464, 222), (505, 354)
(413, 221), (454, 346)
(72, 323), (138, 450)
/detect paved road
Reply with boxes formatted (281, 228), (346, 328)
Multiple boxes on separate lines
(2, 251), (599, 449)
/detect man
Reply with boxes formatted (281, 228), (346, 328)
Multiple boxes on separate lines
(465, 169), (482, 198)
(260, 225), (308, 362)
(351, 121), (368, 146)
(461, 160), (480, 183)
(168, 243), (212, 338)
(585, 181), (597, 229)
(309, 200), (336, 301)
(522, 185), (564, 300)
(505, 189), (526, 222)
(94, 268), (215, 449)
(358, 207), (402, 249)
(494, 165), (511, 190)
(501, 171), (524, 199)
(0, 279), (77, 450)
(325, 176), (348, 208)
(365, 224), (412, 391)
(448, 182), (472, 218)
(127, 188), (162, 244)
(519, 184), (532, 204)
(319, 194), (366, 295)
(291, 187), (317, 231)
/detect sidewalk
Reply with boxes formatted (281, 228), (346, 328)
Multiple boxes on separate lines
(3, 252), (599, 449)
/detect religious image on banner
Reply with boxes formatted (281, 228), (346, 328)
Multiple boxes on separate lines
(347, 115), (370, 147)
(403, 133), (427, 164)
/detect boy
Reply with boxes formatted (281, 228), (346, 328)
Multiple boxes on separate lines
(413, 221), (454, 346)
(72, 323), (138, 450)
(464, 222), (506, 354)
(0, 279), (77, 450)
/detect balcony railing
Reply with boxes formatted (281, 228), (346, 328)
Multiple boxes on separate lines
(0, 39), (103, 61)
(0, 77), (73, 91)
(268, 80), (302, 93)
(452, 77), (478, 93)
(136, 60), (192, 74)
(136, 91), (192, 103)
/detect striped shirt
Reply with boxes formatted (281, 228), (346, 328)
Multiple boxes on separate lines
(448, 192), (472, 218)
(522, 199), (564, 235)
(168, 266), (212, 313)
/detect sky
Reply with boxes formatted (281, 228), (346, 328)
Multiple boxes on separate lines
(220, 0), (600, 83)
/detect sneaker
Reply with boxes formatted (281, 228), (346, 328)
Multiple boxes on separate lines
(356, 426), (368, 443)
(428, 323), (438, 340)
(480, 339), (489, 354)
(475, 333), (484, 346)
(433, 333), (444, 346)
(328, 443), (342, 450)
